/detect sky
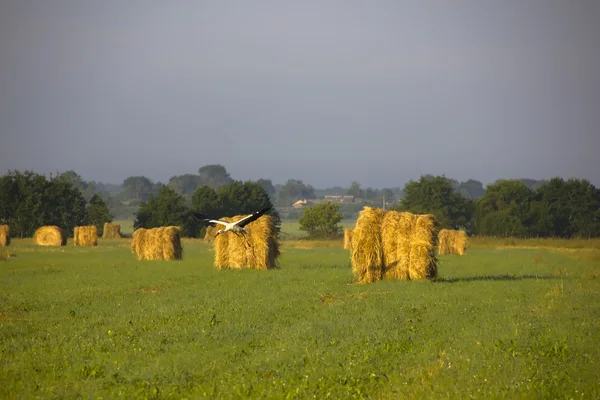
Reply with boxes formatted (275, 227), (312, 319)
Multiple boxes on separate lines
(1, 1), (599, 189)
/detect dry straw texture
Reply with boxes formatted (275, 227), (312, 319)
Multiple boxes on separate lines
(33, 226), (66, 246)
(204, 225), (216, 242)
(213, 215), (279, 270)
(438, 229), (468, 255)
(102, 223), (121, 239)
(343, 228), (353, 250)
(409, 214), (438, 280)
(130, 226), (183, 261)
(0, 225), (9, 247)
(382, 211), (415, 280)
(351, 207), (386, 283)
(351, 208), (439, 283)
(73, 226), (98, 247)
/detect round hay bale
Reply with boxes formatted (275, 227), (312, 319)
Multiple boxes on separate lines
(351, 207), (386, 283)
(33, 226), (66, 246)
(343, 228), (353, 250)
(102, 223), (122, 239)
(74, 226), (98, 247)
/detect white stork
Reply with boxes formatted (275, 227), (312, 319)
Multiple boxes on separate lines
(192, 206), (271, 237)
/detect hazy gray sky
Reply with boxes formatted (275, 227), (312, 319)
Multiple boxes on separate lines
(1, 1), (599, 188)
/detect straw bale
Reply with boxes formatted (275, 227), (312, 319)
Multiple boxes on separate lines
(0, 225), (9, 247)
(204, 225), (217, 242)
(351, 207), (386, 283)
(102, 223), (121, 239)
(213, 214), (279, 270)
(33, 226), (66, 246)
(74, 225), (98, 246)
(408, 214), (438, 280)
(343, 228), (353, 250)
(438, 229), (468, 255)
(131, 226), (182, 261)
(382, 211), (415, 280)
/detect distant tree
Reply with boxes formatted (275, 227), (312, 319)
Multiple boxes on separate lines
(473, 180), (534, 237)
(86, 194), (112, 235)
(168, 174), (202, 196)
(380, 188), (395, 202)
(277, 179), (316, 206)
(455, 179), (485, 200)
(396, 176), (473, 230)
(198, 164), (234, 188)
(57, 170), (87, 190)
(0, 171), (46, 237)
(299, 202), (344, 238)
(122, 176), (154, 201)
(134, 186), (199, 237)
(347, 181), (364, 198)
(364, 187), (377, 200)
(257, 178), (276, 199)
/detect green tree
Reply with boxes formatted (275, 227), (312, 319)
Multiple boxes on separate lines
(167, 174), (202, 196)
(455, 179), (485, 200)
(134, 186), (199, 237)
(299, 202), (344, 238)
(87, 194), (112, 235)
(347, 181), (364, 198)
(473, 180), (534, 237)
(396, 176), (473, 230)
(198, 164), (234, 188)
(277, 179), (316, 206)
(257, 178), (276, 199)
(123, 176), (155, 201)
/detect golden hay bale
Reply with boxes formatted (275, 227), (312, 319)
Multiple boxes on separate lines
(382, 211), (415, 280)
(0, 225), (9, 247)
(455, 230), (468, 255)
(204, 225), (217, 242)
(213, 214), (279, 270)
(73, 225), (98, 247)
(343, 228), (353, 250)
(131, 226), (182, 261)
(33, 226), (66, 246)
(351, 207), (386, 284)
(102, 223), (121, 239)
(438, 229), (468, 255)
(408, 214), (438, 280)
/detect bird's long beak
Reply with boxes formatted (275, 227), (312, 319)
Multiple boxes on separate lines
(215, 232), (221, 237)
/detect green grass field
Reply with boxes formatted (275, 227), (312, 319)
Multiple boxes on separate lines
(1, 238), (599, 399)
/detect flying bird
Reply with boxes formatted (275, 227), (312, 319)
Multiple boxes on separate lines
(192, 206), (271, 237)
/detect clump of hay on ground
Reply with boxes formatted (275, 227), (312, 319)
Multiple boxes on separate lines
(213, 215), (279, 270)
(0, 225), (9, 247)
(382, 211), (415, 280)
(438, 229), (468, 255)
(204, 225), (216, 242)
(74, 226), (98, 247)
(343, 228), (353, 250)
(351, 208), (439, 283)
(102, 223), (121, 239)
(351, 207), (386, 283)
(409, 214), (438, 280)
(33, 226), (66, 246)
(130, 226), (182, 261)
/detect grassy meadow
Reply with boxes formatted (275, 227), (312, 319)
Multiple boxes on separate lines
(1, 234), (600, 399)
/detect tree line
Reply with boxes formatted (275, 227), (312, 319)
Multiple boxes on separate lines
(0, 170), (112, 237)
(396, 176), (600, 238)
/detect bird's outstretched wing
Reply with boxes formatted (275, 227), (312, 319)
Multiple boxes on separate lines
(192, 212), (228, 227)
(236, 206), (272, 227)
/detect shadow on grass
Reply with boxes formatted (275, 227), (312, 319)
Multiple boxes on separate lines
(434, 274), (559, 283)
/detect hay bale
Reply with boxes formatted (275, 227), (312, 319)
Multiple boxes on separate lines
(343, 228), (353, 250)
(0, 225), (9, 247)
(204, 225), (217, 242)
(382, 211), (415, 280)
(409, 214), (438, 280)
(213, 214), (279, 270)
(438, 229), (468, 255)
(33, 226), (66, 246)
(131, 226), (182, 261)
(102, 223), (121, 239)
(74, 225), (98, 247)
(351, 207), (386, 283)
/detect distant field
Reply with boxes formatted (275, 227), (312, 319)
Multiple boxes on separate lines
(1, 237), (599, 398)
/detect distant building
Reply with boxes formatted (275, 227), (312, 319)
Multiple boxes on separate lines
(292, 199), (317, 209)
